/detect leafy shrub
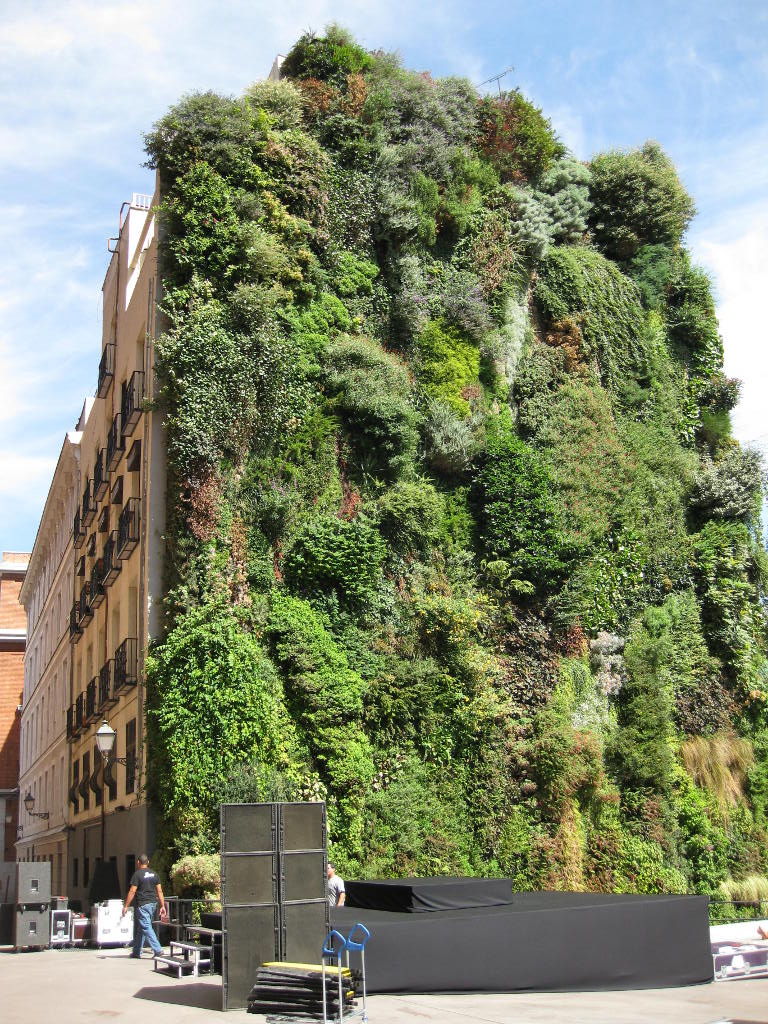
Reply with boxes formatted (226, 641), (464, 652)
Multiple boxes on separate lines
(146, 601), (294, 842)
(244, 78), (305, 130)
(588, 141), (696, 259)
(474, 412), (568, 593)
(170, 854), (221, 897)
(421, 399), (476, 476)
(690, 448), (764, 527)
(417, 318), (480, 418)
(680, 733), (753, 814)
(283, 513), (386, 610)
(666, 252), (723, 377)
(377, 479), (442, 552)
(537, 158), (592, 244)
(692, 521), (768, 688)
(325, 335), (418, 478)
(534, 246), (648, 397)
(477, 90), (565, 183)
(280, 25), (374, 85)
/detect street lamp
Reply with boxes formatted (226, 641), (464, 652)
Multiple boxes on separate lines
(94, 720), (134, 861)
(23, 793), (49, 820)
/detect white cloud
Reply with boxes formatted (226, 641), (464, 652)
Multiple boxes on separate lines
(695, 217), (768, 446)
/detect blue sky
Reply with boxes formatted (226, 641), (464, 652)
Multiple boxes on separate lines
(1, 0), (767, 553)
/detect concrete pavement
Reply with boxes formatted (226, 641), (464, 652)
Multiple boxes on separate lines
(1, 946), (767, 1023)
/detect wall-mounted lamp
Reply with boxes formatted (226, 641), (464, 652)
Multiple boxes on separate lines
(23, 793), (49, 820)
(95, 719), (133, 766)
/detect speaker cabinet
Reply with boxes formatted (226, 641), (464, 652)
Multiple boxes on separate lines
(16, 861), (51, 904)
(15, 906), (50, 948)
(223, 905), (280, 1011)
(281, 801), (326, 851)
(221, 803), (277, 853)
(281, 900), (329, 963)
(280, 851), (327, 903)
(221, 853), (278, 906)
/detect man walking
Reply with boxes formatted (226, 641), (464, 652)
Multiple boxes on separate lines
(122, 853), (166, 958)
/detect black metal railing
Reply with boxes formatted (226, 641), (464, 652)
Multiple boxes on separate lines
(114, 637), (138, 692)
(73, 507), (86, 549)
(103, 531), (121, 585)
(82, 477), (95, 526)
(94, 447), (108, 500)
(86, 677), (98, 722)
(99, 660), (117, 709)
(106, 413), (124, 471)
(117, 497), (140, 559)
(121, 370), (145, 437)
(75, 692), (85, 731)
(78, 582), (93, 625)
(97, 342), (115, 398)
(69, 604), (82, 641)
(90, 560), (105, 608)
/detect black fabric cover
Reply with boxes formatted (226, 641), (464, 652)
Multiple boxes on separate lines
(345, 876), (515, 913)
(332, 891), (713, 993)
(89, 860), (121, 903)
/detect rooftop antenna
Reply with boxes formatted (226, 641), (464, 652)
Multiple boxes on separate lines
(475, 66), (515, 97)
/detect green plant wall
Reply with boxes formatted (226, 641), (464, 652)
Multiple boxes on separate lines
(143, 26), (768, 893)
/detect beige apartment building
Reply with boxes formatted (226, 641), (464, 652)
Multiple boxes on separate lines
(64, 190), (166, 907)
(16, 191), (167, 907)
(17, 439), (80, 893)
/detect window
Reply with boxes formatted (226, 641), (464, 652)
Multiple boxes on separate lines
(126, 853), (136, 887)
(73, 857), (79, 887)
(84, 857), (90, 888)
(82, 751), (90, 811)
(125, 719), (136, 794)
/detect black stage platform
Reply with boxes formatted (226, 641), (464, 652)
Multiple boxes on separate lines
(333, 885), (714, 993)
(345, 876), (515, 912)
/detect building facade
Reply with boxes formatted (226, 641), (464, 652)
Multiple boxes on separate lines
(64, 190), (166, 907)
(17, 438), (80, 893)
(0, 552), (30, 862)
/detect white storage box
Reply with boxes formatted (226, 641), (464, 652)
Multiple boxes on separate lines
(91, 900), (133, 946)
(50, 909), (72, 946)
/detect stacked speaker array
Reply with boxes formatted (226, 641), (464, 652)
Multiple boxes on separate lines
(14, 862), (51, 949)
(221, 802), (329, 1011)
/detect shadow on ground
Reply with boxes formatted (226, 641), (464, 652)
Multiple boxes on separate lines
(134, 980), (222, 1010)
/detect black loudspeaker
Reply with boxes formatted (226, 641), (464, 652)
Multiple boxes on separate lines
(281, 802), (326, 851)
(280, 851), (327, 903)
(221, 852), (278, 906)
(16, 862), (51, 904)
(223, 905), (280, 1011)
(281, 900), (329, 963)
(221, 803), (277, 853)
(14, 906), (50, 948)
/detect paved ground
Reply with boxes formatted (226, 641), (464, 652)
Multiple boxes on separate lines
(1, 946), (767, 1023)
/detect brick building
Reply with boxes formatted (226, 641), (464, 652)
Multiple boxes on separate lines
(0, 551), (30, 861)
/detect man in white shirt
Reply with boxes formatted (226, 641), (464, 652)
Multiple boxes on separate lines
(327, 862), (346, 908)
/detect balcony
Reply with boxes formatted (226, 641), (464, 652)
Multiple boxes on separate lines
(106, 413), (124, 471)
(66, 704), (76, 740)
(114, 637), (138, 693)
(94, 447), (108, 500)
(97, 342), (115, 398)
(121, 370), (145, 437)
(69, 604), (82, 641)
(90, 559), (105, 609)
(78, 583), (93, 626)
(117, 497), (139, 559)
(86, 677), (98, 723)
(102, 531), (121, 586)
(75, 692), (86, 732)
(73, 507), (86, 549)
(99, 660), (117, 710)
(82, 477), (96, 526)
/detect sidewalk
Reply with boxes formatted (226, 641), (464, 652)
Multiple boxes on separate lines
(1, 946), (767, 1023)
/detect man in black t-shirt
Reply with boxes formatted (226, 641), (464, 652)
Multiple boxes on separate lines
(122, 853), (166, 958)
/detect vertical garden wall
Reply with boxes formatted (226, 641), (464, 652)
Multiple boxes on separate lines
(143, 26), (768, 899)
